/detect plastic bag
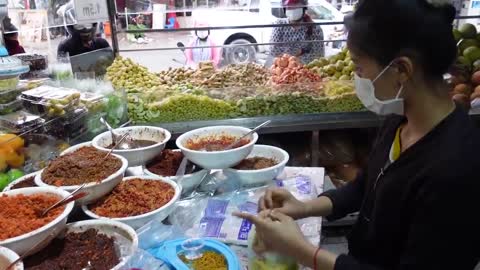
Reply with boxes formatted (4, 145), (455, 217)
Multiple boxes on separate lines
(248, 230), (298, 270)
(119, 248), (169, 270)
(136, 220), (185, 250)
(170, 173), (321, 246)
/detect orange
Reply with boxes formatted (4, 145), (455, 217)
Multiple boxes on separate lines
(0, 134), (24, 150)
(0, 147), (25, 168)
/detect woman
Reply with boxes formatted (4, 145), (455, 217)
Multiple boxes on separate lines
(185, 22), (221, 68)
(270, 0), (324, 64)
(57, 23), (110, 57)
(2, 17), (25, 56)
(127, 15), (150, 44)
(235, 1), (480, 269)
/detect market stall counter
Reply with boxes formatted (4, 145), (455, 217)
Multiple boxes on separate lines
(0, 122), (325, 270)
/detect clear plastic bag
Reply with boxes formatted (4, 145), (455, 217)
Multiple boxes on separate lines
(136, 220), (185, 250)
(119, 248), (169, 270)
(170, 173), (321, 246)
(248, 230), (298, 270)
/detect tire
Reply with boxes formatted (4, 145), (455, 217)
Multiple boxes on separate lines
(225, 38), (257, 65)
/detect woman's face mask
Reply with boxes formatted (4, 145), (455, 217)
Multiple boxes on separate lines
(196, 30), (209, 40)
(354, 61), (405, 116)
(285, 8), (304, 21)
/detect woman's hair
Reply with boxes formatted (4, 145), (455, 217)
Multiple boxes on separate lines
(346, 0), (457, 80)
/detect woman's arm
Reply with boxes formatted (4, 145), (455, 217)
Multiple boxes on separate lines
(325, 174), (480, 270)
(318, 171), (367, 221)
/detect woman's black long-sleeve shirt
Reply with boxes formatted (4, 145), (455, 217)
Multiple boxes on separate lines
(322, 106), (480, 270)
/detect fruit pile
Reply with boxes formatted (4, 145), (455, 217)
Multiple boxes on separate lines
(270, 54), (321, 84)
(105, 56), (366, 123)
(106, 57), (161, 93)
(307, 48), (355, 81)
(450, 23), (480, 108)
(0, 134), (26, 190)
(157, 67), (195, 86)
(128, 93), (237, 123)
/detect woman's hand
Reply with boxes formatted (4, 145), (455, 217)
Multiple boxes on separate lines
(259, 188), (311, 219)
(234, 210), (315, 259)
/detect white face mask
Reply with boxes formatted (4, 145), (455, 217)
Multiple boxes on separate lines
(197, 31), (209, 40)
(286, 8), (304, 21)
(354, 62), (405, 116)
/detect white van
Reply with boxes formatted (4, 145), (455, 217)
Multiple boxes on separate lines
(192, 0), (345, 64)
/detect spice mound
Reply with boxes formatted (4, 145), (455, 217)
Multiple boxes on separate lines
(89, 178), (175, 218)
(41, 146), (122, 186)
(10, 176), (37, 190)
(186, 134), (250, 151)
(147, 149), (184, 176)
(179, 251), (227, 270)
(24, 229), (120, 270)
(0, 193), (65, 241)
(234, 157), (279, 170)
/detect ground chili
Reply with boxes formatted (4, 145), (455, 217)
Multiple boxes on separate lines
(0, 194), (65, 241)
(234, 157), (279, 170)
(89, 178), (175, 218)
(41, 146), (122, 186)
(186, 134), (250, 151)
(146, 149), (184, 176)
(24, 229), (119, 270)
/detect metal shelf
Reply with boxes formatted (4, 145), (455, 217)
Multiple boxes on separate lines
(152, 111), (382, 137)
(151, 111), (480, 137)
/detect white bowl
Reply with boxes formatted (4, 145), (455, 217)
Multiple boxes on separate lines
(63, 220), (138, 270)
(176, 126), (258, 169)
(144, 149), (209, 194)
(224, 145), (289, 187)
(92, 126), (171, 167)
(0, 187), (75, 256)
(0, 246), (23, 270)
(82, 176), (181, 229)
(3, 171), (39, 192)
(35, 144), (128, 204)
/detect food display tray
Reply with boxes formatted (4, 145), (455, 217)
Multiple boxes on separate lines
(0, 99), (22, 115)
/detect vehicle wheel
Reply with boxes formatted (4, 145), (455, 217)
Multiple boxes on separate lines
(226, 38), (256, 65)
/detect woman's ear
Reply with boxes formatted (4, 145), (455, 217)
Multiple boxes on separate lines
(392, 56), (413, 85)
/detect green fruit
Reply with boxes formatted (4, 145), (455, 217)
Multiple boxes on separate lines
(0, 173), (9, 191)
(459, 23), (477, 39)
(457, 56), (472, 68)
(473, 59), (480, 71)
(339, 75), (351, 81)
(453, 29), (463, 42)
(463, 46), (480, 62)
(335, 61), (345, 71)
(459, 39), (480, 53)
(8, 169), (24, 182)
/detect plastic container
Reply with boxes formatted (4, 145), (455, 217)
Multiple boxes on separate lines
(16, 53), (49, 80)
(21, 86), (81, 117)
(45, 107), (88, 139)
(15, 54), (48, 71)
(0, 56), (29, 91)
(151, 238), (241, 270)
(50, 53), (73, 81)
(0, 88), (22, 104)
(0, 111), (45, 133)
(0, 99), (22, 115)
(80, 92), (106, 114)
